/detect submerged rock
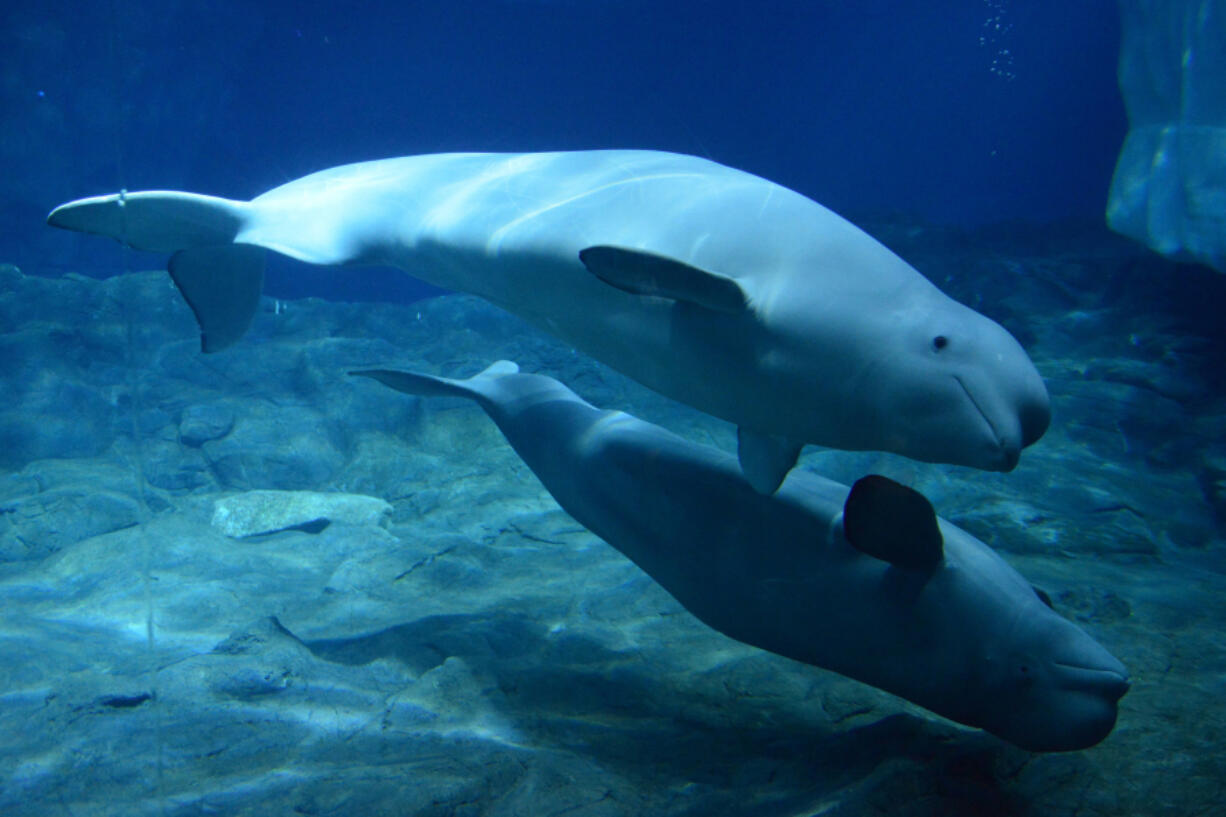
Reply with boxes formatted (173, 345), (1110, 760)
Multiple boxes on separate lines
(0, 459), (144, 562)
(179, 402), (236, 446)
(200, 405), (346, 490)
(0, 487), (141, 562)
(211, 489), (392, 538)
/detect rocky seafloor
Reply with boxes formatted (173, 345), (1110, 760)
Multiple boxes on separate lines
(1, 223), (1224, 816)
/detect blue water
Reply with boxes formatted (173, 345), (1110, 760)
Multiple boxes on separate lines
(3, 2), (1223, 815)
(9, 0), (1122, 290)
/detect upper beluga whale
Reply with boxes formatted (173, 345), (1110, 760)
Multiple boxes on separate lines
(47, 150), (1051, 491)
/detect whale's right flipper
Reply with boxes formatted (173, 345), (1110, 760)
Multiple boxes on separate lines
(737, 428), (803, 495)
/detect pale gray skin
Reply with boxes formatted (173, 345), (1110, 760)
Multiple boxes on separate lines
(47, 151), (1050, 490)
(355, 361), (1128, 753)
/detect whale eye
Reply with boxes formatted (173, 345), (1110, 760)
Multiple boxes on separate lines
(932, 335), (949, 351)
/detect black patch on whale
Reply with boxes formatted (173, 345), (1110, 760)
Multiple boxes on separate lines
(843, 475), (943, 570)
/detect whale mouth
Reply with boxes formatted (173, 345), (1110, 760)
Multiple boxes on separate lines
(1052, 662), (1132, 701)
(953, 375), (1019, 470)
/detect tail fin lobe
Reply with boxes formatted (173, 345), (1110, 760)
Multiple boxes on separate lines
(351, 361), (520, 402)
(48, 191), (248, 253)
(169, 245), (265, 353)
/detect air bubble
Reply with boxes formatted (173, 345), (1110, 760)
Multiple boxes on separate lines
(979, 0), (1017, 81)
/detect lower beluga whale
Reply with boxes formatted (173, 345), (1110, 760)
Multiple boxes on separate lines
(354, 361), (1127, 752)
(48, 150), (1050, 491)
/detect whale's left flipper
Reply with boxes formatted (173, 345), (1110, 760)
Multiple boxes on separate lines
(578, 245), (749, 313)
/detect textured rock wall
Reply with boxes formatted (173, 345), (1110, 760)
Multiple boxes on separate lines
(2, 224), (1225, 815)
(1108, 0), (1226, 271)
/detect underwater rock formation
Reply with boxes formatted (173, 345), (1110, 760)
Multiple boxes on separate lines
(1108, 0), (1226, 271)
(2, 221), (1225, 815)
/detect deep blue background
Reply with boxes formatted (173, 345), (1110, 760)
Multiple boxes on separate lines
(4, 0), (1124, 302)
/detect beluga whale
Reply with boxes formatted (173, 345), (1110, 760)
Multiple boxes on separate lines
(47, 150), (1051, 491)
(352, 361), (1127, 752)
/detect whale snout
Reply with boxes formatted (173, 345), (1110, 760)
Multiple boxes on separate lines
(1050, 633), (1130, 702)
(993, 382), (1050, 470)
(1019, 379), (1051, 449)
(1023, 659), (1129, 752)
(954, 357), (1051, 472)
(1052, 661), (1131, 701)
(998, 442), (1021, 472)
(993, 623), (1130, 752)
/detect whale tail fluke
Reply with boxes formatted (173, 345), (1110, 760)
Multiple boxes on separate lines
(48, 191), (264, 353)
(47, 191), (249, 253)
(351, 361), (521, 403)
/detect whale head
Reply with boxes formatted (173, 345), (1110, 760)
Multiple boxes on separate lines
(967, 600), (1130, 751)
(832, 291), (1051, 471)
(836, 480), (1127, 752)
(756, 264), (1050, 472)
(914, 540), (1130, 751)
(877, 560), (1129, 752)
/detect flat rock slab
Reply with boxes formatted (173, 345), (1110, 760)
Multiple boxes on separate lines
(211, 490), (392, 538)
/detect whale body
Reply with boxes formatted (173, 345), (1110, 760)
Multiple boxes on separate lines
(48, 150), (1050, 490)
(354, 361), (1127, 752)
